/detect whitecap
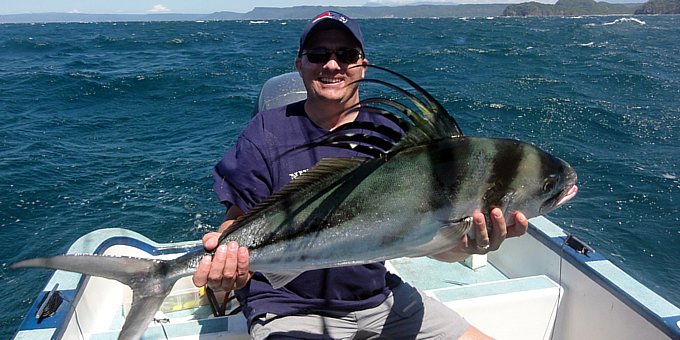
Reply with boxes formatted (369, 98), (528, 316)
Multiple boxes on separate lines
(603, 17), (646, 26)
(662, 173), (677, 180)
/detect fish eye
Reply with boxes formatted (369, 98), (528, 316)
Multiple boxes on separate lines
(542, 177), (558, 192)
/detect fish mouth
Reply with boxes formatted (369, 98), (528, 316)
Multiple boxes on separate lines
(556, 184), (578, 207)
(540, 168), (578, 214)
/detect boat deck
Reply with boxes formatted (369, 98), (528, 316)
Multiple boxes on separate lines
(65, 256), (560, 340)
(390, 257), (562, 339)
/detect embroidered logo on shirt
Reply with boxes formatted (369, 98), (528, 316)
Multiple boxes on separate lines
(289, 169), (309, 181)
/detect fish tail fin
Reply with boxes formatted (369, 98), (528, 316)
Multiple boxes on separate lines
(12, 253), (192, 339)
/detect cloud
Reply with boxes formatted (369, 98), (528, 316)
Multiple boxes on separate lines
(149, 4), (171, 13)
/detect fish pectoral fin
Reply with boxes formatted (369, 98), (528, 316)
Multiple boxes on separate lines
(406, 217), (475, 258)
(262, 272), (303, 289)
(442, 216), (473, 230)
(448, 216), (476, 240)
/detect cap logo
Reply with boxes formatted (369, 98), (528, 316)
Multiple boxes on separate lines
(312, 11), (348, 24)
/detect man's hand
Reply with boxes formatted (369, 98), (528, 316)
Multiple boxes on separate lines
(430, 208), (528, 263)
(192, 207), (252, 291)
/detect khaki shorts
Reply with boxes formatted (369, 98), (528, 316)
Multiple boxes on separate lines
(250, 281), (470, 339)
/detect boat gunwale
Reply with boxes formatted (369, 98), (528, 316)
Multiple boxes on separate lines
(523, 217), (680, 338)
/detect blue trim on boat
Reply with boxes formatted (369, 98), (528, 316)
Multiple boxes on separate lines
(16, 288), (77, 334)
(528, 219), (680, 339)
(92, 235), (202, 257)
(662, 315), (680, 337)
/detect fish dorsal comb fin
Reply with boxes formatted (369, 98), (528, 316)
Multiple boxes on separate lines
(222, 157), (370, 238)
(280, 117), (406, 159)
(331, 120), (406, 144)
(283, 131), (395, 159)
(359, 64), (463, 138)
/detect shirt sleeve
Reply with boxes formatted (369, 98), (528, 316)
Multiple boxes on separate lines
(212, 133), (272, 213)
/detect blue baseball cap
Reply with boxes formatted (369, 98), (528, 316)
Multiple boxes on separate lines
(298, 11), (365, 56)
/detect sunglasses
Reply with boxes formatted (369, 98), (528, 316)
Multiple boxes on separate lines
(301, 48), (363, 64)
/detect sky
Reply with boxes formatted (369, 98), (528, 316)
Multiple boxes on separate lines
(0, 0), (532, 15)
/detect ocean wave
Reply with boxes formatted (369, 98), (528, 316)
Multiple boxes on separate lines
(0, 36), (83, 53)
(602, 17), (646, 26)
(575, 41), (608, 48)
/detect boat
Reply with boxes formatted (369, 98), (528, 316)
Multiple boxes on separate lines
(13, 73), (680, 340)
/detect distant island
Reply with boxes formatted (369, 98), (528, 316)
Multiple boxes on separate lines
(634, 0), (680, 13)
(0, 5), (507, 23)
(206, 5), (512, 20)
(1, 2), (673, 24)
(503, 0), (638, 16)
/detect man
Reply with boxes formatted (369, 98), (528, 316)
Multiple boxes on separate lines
(193, 11), (528, 339)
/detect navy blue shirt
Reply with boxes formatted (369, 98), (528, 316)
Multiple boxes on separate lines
(212, 100), (403, 327)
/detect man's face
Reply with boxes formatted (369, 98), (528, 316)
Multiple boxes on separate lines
(296, 28), (368, 107)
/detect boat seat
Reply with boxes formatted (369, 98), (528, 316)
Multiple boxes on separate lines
(387, 257), (562, 340)
(427, 275), (561, 339)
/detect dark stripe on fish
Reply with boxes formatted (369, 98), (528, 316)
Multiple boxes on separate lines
(376, 139), (472, 248)
(483, 140), (523, 209)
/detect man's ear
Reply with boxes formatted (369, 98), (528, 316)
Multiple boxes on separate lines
(295, 57), (302, 73)
(360, 58), (369, 77)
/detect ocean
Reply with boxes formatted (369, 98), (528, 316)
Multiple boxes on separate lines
(1, 15), (678, 337)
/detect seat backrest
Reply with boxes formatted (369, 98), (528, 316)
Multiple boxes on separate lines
(254, 72), (307, 116)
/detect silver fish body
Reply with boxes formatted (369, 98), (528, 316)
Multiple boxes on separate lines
(231, 136), (577, 276)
